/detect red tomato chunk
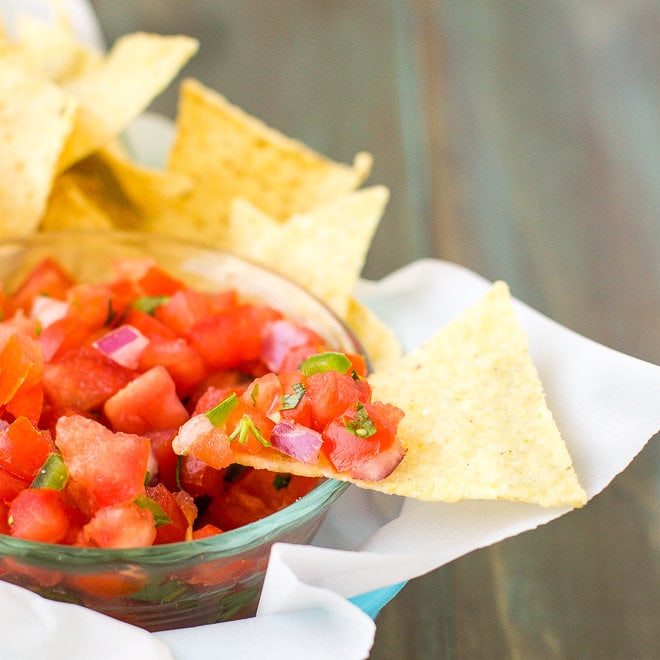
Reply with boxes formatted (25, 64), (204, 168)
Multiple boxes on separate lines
(0, 257), (404, 547)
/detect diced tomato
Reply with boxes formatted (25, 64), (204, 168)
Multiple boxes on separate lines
(178, 455), (225, 498)
(0, 466), (29, 501)
(135, 265), (186, 297)
(206, 470), (318, 531)
(322, 401), (405, 474)
(192, 523), (222, 539)
(0, 333), (43, 406)
(0, 417), (53, 480)
(148, 429), (179, 492)
(187, 304), (282, 370)
(137, 338), (207, 397)
(81, 501), (156, 548)
(0, 500), (10, 534)
(241, 372), (282, 420)
(305, 370), (371, 429)
(188, 427), (234, 470)
(121, 308), (175, 341)
(8, 488), (71, 543)
(42, 345), (136, 412)
(146, 483), (190, 544)
(70, 568), (148, 598)
(103, 365), (189, 435)
(278, 371), (313, 426)
(38, 316), (95, 362)
(55, 415), (149, 510)
(9, 257), (74, 314)
(155, 288), (237, 335)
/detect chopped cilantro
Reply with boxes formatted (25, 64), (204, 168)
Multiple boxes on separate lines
(272, 474), (291, 490)
(229, 415), (271, 447)
(281, 382), (306, 410)
(132, 295), (169, 315)
(344, 403), (376, 438)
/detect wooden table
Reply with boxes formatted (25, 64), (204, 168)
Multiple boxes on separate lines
(91, 2), (659, 657)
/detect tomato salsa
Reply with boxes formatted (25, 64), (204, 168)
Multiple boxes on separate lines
(0, 256), (404, 548)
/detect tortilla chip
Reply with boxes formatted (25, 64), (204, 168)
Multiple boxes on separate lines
(40, 175), (114, 230)
(154, 78), (371, 243)
(344, 297), (402, 370)
(0, 63), (76, 237)
(7, 16), (100, 83)
(226, 186), (388, 317)
(57, 32), (198, 169)
(92, 144), (193, 216)
(229, 282), (587, 508)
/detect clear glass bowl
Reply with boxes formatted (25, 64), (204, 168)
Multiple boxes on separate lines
(0, 230), (356, 631)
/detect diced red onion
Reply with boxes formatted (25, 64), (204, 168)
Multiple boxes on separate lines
(270, 421), (323, 464)
(30, 295), (69, 329)
(349, 441), (406, 481)
(261, 319), (313, 372)
(93, 324), (149, 368)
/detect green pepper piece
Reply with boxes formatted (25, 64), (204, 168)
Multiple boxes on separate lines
(30, 453), (69, 490)
(205, 392), (239, 426)
(299, 351), (352, 376)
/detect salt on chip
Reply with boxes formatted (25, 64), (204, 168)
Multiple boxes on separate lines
(57, 32), (198, 169)
(157, 78), (372, 241)
(0, 63), (76, 237)
(227, 186), (388, 317)
(228, 282), (587, 508)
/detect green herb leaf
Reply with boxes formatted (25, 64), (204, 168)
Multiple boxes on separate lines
(272, 474), (291, 490)
(132, 295), (170, 315)
(344, 403), (377, 438)
(205, 392), (239, 426)
(30, 453), (69, 490)
(229, 415), (271, 447)
(224, 464), (248, 483)
(299, 351), (352, 376)
(134, 495), (172, 527)
(281, 382), (306, 410)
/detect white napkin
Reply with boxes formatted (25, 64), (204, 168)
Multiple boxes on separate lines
(1, 259), (657, 660)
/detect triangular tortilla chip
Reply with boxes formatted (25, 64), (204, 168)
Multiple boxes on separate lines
(227, 282), (586, 508)
(155, 77), (371, 242)
(0, 62), (76, 237)
(57, 32), (198, 169)
(226, 186), (388, 317)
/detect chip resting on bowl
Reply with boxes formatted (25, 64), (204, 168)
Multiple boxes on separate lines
(230, 281), (587, 508)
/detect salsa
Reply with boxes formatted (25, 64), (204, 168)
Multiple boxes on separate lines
(0, 256), (404, 548)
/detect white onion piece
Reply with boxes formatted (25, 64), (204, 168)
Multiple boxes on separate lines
(93, 324), (149, 368)
(172, 414), (214, 455)
(270, 421), (323, 464)
(30, 295), (69, 329)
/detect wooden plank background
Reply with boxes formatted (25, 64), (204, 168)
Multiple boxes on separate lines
(90, 2), (659, 657)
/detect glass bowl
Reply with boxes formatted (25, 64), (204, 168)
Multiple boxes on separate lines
(0, 230), (356, 631)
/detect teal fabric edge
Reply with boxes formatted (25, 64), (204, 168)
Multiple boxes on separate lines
(349, 581), (407, 619)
